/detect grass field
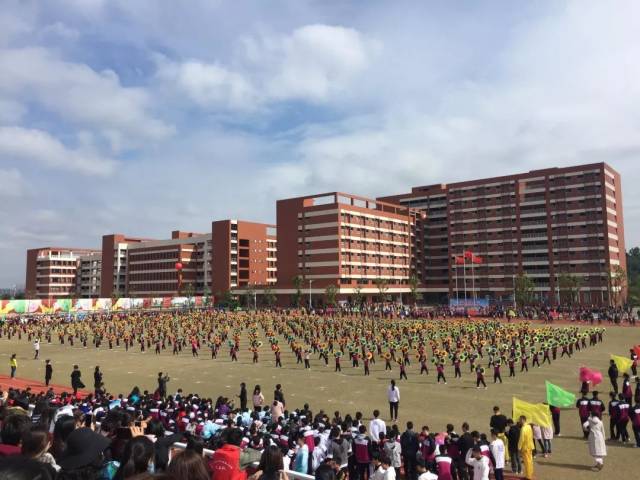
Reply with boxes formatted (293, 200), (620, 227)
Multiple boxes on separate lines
(1, 320), (638, 479)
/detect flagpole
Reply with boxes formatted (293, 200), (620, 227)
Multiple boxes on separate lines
(471, 259), (476, 306)
(455, 259), (459, 305)
(463, 254), (467, 304)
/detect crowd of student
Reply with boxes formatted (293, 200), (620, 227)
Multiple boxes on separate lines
(0, 370), (630, 480)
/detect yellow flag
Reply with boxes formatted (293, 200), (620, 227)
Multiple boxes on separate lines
(611, 354), (634, 374)
(512, 397), (552, 428)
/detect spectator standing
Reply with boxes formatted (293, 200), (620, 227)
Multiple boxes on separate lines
(70, 365), (84, 395)
(583, 412), (607, 470)
(387, 380), (400, 422)
(9, 354), (17, 379)
(400, 422), (419, 480)
(489, 430), (505, 480)
(45, 359), (53, 386)
(369, 410), (386, 443)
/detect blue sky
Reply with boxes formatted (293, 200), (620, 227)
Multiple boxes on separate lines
(1, 0), (639, 287)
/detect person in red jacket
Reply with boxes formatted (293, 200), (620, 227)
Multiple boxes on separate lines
(353, 425), (371, 480)
(209, 428), (248, 480)
(630, 401), (640, 447)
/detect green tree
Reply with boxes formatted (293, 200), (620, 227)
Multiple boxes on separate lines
(244, 284), (256, 309)
(352, 285), (364, 309)
(514, 273), (535, 307)
(262, 287), (276, 307)
(608, 265), (627, 306)
(292, 275), (303, 307)
(203, 287), (212, 307)
(409, 275), (420, 304)
(222, 290), (238, 309)
(325, 284), (338, 307)
(626, 248), (640, 306)
(557, 272), (583, 305)
(183, 283), (195, 307)
(374, 278), (390, 303)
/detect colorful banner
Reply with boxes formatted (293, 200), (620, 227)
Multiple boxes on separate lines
(0, 296), (206, 314)
(512, 397), (552, 427)
(611, 354), (634, 374)
(545, 381), (576, 408)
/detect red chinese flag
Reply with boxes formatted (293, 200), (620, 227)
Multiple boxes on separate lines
(463, 250), (474, 259)
(473, 256), (483, 264)
(454, 256), (465, 265)
(633, 345), (640, 358)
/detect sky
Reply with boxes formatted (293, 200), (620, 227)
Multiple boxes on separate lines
(1, 0), (640, 288)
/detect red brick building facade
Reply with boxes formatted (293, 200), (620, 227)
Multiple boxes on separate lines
(25, 247), (101, 298)
(274, 192), (423, 305)
(380, 162), (625, 305)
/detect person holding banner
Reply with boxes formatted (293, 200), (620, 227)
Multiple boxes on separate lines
(517, 416), (534, 480)
(607, 359), (619, 394)
(583, 411), (607, 470)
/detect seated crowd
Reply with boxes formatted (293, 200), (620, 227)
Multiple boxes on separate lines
(0, 383), (540, 480)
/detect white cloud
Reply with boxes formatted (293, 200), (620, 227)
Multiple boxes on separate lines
(0, 168), (25, 197)
(0, 47), (173, 147)
(0, 98), (26, 123)
(0, 126), (117, 176)
(158, 24), (377, 109)
(248, 24), (376, 102)
(157, 60), (258, 110)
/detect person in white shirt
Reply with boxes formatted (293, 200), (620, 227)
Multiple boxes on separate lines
(370, 453), (385, 480)
(489, 430), (505, 480)
(381, 455), (396, 480)
(465, 446), (490, 480)
(369, 409), (387, 442)
(387, 380), (400, 422)
(33, 339), (40, 360)
(416, 457), (438, 480)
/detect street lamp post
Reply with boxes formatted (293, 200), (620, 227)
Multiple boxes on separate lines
(308, 279), (313, 311)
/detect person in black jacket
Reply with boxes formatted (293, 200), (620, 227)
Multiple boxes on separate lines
(274, 384), (285, 406)
(157, 372), (170, 398)
(400, 421), (419, 480)
(44, 359), (53, 386)
(457, 422), (474, 480)
(506, 419), (521, 475)
(70, 365), (84, 395)
(94, 366), (104, 395)
(608, 359), (619, 394)
(238, 382), (247, 411)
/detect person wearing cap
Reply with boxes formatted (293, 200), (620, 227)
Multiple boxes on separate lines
(57, 427), (112, 479)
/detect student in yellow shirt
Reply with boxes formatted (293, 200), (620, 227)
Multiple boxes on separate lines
(517, 415), (534, 480)
(9, 354), (17, 378)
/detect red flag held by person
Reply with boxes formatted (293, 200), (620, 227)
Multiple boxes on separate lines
(463, 250), (473, 259)
(472, 255), (483, 264)
(454, 256), (464, 265)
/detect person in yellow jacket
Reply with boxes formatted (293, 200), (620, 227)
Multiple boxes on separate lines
(517, 415), (535, 480)
(9, 354), (17, 378)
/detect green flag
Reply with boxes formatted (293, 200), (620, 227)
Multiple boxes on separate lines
(545, 381), (575, 407)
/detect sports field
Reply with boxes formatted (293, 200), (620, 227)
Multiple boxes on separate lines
(0, 320), (638, 479)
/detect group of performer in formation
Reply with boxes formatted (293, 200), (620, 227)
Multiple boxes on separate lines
(1, 311), (606, 388)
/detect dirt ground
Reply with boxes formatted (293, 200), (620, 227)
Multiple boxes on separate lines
(1, 321), (639, 479)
